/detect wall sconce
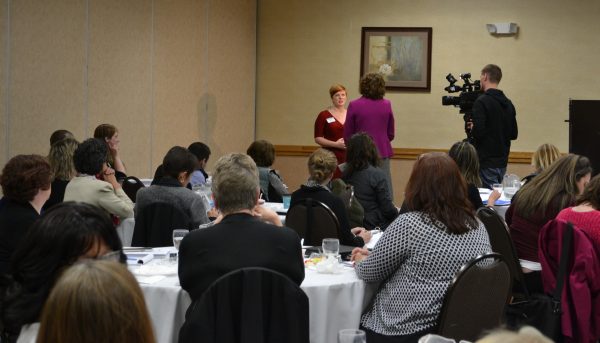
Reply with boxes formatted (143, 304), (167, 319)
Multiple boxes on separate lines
(486, 23), (518, 35)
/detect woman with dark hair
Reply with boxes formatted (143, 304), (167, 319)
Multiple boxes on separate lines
(351, 152), (491, 342)
(344, 73), (395, 198)
(448, 141), (500, 209)
(48, 129), (74, 146)
(507, 154), (592, 293)
(0, 155), (52, 275)
(37, 260), (156, 343)
(135, 146), (210, 230)
(94, 123), (126, 179)
(314, 84), (348, 178)
(246, 140), (288, 202)
(343, 133), (397, 230)
(43, 137), (79, 211)
(556, 174), (600, 247)
(0, 202), (124, 343)
(64, 138), (134, 219)
(291, 148), (371, 246)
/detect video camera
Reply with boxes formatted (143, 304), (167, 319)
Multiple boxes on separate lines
(441, 73), (482, 115)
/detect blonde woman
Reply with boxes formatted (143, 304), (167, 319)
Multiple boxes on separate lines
(522, 143), (561, 185)
(290, 148), (371, 246)
(43, 137), (79, 211)
(37, 260), (156, 343)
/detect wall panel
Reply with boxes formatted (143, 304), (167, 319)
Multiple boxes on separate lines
(0, 0), (7, 166)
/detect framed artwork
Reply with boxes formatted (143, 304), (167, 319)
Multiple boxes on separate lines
(360, 27), (432, 91)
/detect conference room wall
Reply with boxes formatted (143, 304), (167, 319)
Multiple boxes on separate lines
(256, 0), (600, 153)
(0, 0), (256, 177)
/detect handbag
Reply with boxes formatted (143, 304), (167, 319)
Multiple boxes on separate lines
(505, 222), (573, 342)
(330, 179), (364, 229)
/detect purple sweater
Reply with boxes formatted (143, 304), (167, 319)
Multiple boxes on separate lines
(344, 97), (395, 158)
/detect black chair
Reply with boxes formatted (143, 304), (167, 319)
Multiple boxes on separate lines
(131, 202), (192, 247)
(477, 207), (529, 300)
(122, 176), (146, 202)
(437, 253), (512, 341)
(285, 198), (340, 246)
(178, 267), (309, 343)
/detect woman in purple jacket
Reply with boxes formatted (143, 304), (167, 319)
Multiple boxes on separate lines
(344, 73), (395, 199)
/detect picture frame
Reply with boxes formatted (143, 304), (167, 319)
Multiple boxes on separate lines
(360, 27), (432, 91)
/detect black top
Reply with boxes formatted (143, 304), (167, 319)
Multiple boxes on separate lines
(178, 213), (305, 301)
(290, 185), (364, 247)
(42, 179), (69, 212)
(471, 89), (518, 169)
(467, 183), (484, 210)
(0, 199), (39, 275)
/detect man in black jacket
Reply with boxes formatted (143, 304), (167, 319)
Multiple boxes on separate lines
(178, 153), (305, 301)
(469, 64), (518, 188)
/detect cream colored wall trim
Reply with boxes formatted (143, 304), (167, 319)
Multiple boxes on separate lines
(275, 145), (532, 164)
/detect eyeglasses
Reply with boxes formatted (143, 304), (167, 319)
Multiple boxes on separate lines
(97, 250), (121, 262)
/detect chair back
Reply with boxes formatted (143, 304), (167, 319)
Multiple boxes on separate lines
(122, 176), (146, 202)
(179, 267), (309, 343)
(477, 207), (529, 299)
(285, 198), (340, 246)
(437, 253), (512, 341)
(131, 202), (192, 247)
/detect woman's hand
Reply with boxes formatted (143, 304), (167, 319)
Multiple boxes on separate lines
(487, 189), (501, 207)
(351, 247), (369, 263)
(102, 165), (121, 190)
(335, 138), (345, 149)
(351, 227), (372, 243)
(207, 208), (219, 218)
(252, 205), (283, 227)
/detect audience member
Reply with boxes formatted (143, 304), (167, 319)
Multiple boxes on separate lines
(0, 155), (52, 275)
(64, 138), (134, 219)
(178, 153), (304, 301)
(43, 137), (79, 211)
(94, 123), (126, 180)
(135, 146), (210, 231)
(506, 154), (591, 293)
(247, 140), (288, 202)
(187, 142), (211, 187)
(37, 260), (155, 343)
(556, 174), (600, 247)
(290, 148), (371, 247)
(343, 133), (398, 230)
(0, 202), (123, 343)
(344, 73), (395, 198)
(476, 326), (553, 343)
(48, 129), (74, 146)
(522, 143), (561, 185)
(351, 152), (491, 342)
(448, 141), (500, 209)
(314, 84), (348, 178)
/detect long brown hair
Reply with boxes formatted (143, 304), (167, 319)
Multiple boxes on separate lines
(37, 260), (156, 343)
(448, 141), (482, 187)
(513, 154), (592, 219)
(93, 124), (118, 166)
(404, 152), (478, 234)
(576, 174), (600, 209)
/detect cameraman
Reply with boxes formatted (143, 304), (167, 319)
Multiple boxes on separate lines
(467, 64), (518, 189)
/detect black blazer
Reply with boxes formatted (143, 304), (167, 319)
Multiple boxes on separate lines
(0, 200), (39, 275)
(178, 213), (305, 301)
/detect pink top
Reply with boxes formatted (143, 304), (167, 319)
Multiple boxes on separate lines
(556, 207), (600, 248)
(344, 97), (395, 158)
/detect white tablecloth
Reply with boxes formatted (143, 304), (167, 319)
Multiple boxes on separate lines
(479, 188), (510, 219)
(133, 258), (365, 343)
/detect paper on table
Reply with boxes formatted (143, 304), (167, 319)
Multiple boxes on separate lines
(125, 253), (154, 265)
(365, 232), (382, 250)
(135, 275), (166, 285)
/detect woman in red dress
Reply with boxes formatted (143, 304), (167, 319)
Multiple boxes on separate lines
(314, 84), (347, 178)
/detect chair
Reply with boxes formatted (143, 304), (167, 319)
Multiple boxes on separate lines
(477, 207), (529, 300)
(122, 176), (146, 202)
(285, 198), (340, 246)
(178, 267), (309, 343)
(131, 202), (193, 247)
(437, 253), (512, 342)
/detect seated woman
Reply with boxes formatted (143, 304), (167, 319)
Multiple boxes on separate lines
(43, 137), (79, 211)
(290, 148), (371, 247)
(0, 155), (52, 275)
(187, 142), (211, 187)
(448, 141), (500, 209)
(351, 152), (491, 342)
(64, 138), (134, 219)
(522, 143), (561, 185)
(343, 133), (398, 230)
(94, 123), (127, 181)
(506, 154), (591, 293)
(247, 140), (288, 202)
(37, 260), (155, 343)
(135, 146), (210, 230)
(0, 202), (124, 343)
(556, 174), (600, 247)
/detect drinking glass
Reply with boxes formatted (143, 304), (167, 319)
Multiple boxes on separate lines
(338, 329), (366, 343)
(322, 238), (340, 258)
(492, 183), (503, 194)
(172, 229), (189, 251)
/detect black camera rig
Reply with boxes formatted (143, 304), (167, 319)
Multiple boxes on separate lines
(441, 73), (483, 142)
